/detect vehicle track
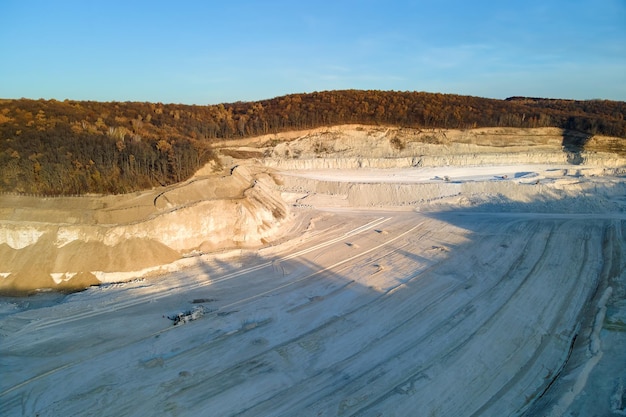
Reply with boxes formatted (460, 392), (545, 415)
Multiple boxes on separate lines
(0, 216), (391, 399)
(146, 220), (547, 415)
(1, 217), (390, 338)
(232, 221), (553, 416)
(349, 221), (601, 417)
(0, 215), (612, 416)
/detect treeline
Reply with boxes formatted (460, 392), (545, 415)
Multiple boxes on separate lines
(1, 90), (624, 195)
(0, 100), (216, 195)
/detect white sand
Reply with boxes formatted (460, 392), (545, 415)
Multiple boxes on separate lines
(1, 126), (625, 416)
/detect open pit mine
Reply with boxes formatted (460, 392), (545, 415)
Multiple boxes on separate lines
(1, 126), (625, 416)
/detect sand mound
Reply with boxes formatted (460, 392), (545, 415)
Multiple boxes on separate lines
(0, 165), (290, 294)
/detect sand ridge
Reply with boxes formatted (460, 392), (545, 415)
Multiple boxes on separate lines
(0, 165), (291, 293)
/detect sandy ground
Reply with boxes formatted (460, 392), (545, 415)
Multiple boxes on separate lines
(1, 126), (626, 416)
(1, 163), (625, 416)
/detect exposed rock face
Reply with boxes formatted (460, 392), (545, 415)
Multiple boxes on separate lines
(1, 125), (624, 294)
(0, 166), (290, 294)
(258, 126), (626, 169)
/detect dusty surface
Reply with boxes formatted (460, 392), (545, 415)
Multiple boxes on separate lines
(1, 125), (626, 416)
(0, 165), (290, 293)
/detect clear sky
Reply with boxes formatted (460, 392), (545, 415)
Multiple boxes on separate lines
(1, 0), (625, 104)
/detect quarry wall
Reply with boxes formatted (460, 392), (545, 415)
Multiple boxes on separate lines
(1, 126), (624, 293)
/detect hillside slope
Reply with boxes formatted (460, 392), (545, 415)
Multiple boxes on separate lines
(1, 125), (625, 294)
(0, 165), (289, 294)
(2, 91), (624, 195)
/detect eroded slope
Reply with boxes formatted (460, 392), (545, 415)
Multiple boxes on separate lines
(0, 165), (289, 293)
(1, 125), (624, 294)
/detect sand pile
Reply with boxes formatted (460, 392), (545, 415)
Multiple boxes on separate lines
(0, 165), (290, 294)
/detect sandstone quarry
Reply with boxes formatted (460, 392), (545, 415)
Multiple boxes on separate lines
(0, 165), (289, 293)
(1, 125), (625, 416)
(1, 125), (624, 294)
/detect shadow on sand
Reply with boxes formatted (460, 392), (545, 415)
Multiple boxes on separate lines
(561, 129), (593, 165)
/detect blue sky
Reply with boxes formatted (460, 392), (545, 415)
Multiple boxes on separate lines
(1, 0), (625, 104)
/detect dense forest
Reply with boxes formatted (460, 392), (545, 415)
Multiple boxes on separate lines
(1, 90), (625, 195)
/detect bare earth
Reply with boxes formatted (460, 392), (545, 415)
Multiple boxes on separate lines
(1, 126), (625, 416)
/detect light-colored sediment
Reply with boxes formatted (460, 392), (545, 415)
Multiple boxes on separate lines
(2, 125), (624, 293)
(0, 165), (290, 293)
(0, 125), (625, 416)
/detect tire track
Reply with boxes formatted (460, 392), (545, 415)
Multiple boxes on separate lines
(348, 221), (597, 417)
(199, 222), (550, 416)
(4, 216), (603, 417)
(300, 222), (556, 417)
(473, 221), (597, 417)
(4, 217), (390, 337)
(0, 217), (391, 399)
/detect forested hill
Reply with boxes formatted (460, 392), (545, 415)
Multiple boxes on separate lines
(1, 90), (625, 195)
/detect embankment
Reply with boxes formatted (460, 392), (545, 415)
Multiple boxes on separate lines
(0, 166), (289, 294)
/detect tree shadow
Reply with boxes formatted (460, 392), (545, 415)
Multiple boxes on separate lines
(561, 129), (593, 165)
